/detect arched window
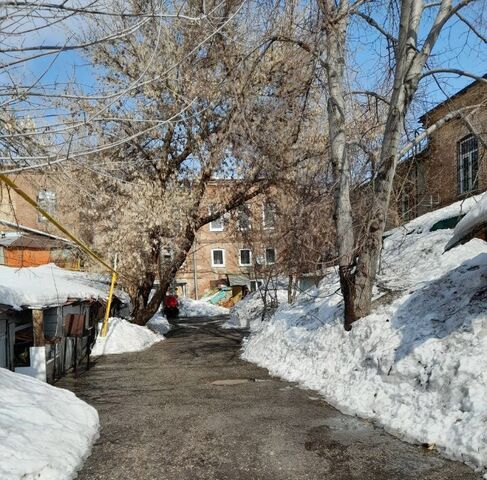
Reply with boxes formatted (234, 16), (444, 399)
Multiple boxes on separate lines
(458, 135), (479, 195)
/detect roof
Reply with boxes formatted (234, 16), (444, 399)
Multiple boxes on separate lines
(227, 274), (251, 287)
(420, 73), (487, 123)
(0, 219), (73, 244)
(0, 232), (69, 249)
(0, 264), (129, 310)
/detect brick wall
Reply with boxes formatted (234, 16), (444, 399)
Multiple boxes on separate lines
(176, 186), (278, 298)
(393, 79), (487, 223)
(0, 172), (76, 234)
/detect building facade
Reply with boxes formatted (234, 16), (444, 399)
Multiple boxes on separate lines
(394, 75), (487, 222)
(177, 183), (280, 299)
(0, 172), (80, 267)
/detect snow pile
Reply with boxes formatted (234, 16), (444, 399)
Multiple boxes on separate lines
(91, 317), (163, 356)
(243, 195), (487, 473)
(0, 367), (99, 480)
(147, 311), (171, 335)
(224, 289), (289, 329)
(0, 264), (128, 310)
(446, 193), (487, 251)
(179, 297), (229, 317)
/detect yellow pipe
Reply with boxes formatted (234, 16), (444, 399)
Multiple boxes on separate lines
(0, 174), (118, 275)
(101, 271), (118, 337)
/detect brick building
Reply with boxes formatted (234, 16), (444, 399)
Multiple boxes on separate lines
(0, 172), (80, 267)
(395, 75), (487, 222)
(0, 172), (64, 234)
(176, 181), (279, 299)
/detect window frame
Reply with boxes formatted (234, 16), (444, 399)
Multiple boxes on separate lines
(457, 134), (479, 196)
(208, 206), (224, 232)
(262, 202), (276, 230)
(250, 279), (264, 292)
(37, 189), (56, 223)
(211, 248), (225, 268)
(239, 248), (252, 267)
(265, 247), (276, 265)
(400, 194), (410, 221)
(237, 206), (252, 231)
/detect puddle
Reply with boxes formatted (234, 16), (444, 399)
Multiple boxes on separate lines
(211, 379), (253, 385)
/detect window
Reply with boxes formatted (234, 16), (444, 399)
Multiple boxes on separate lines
(265, 247), (276, 264)
(211, 249), (225, 267)
(209, 206), (224, 231)
(250, 279), (263, 292)
(237, 206), (251, 231)
(401, 195), (410, 221)
(37, 190), (56, 222)
(263, 202), (276, 229)
(239, 249), (252, 266)
(458, 135), (479, 195)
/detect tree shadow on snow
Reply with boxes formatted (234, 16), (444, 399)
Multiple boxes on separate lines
(392, 252), (487, 362)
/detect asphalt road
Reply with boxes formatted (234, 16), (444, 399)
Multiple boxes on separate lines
(58, 316), (481, 480)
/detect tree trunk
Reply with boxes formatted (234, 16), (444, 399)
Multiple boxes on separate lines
(132, 228), (197, 325)
(352, 0), (421, 319)
(130, 271), (156, 325)
(32, 309), (45, 347)
(322, 1), (356, 329)
(287, 275), (295, 304)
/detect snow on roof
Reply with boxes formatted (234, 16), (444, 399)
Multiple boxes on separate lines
(0, 264), (126, 310)
(386, 193), (483, 238)
(445, 193), (487, 251)
(0, 218), (73, 244)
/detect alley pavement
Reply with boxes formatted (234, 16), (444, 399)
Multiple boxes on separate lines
(58, 316), (481, 480)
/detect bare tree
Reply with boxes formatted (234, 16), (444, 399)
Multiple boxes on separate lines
(58, 0), (320, 325)
(317, 0), (485, 329)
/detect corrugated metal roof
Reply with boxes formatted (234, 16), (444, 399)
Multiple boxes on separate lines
(0, 232), (67, 249)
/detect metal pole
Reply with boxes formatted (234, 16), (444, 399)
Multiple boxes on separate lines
(0, 174), (118, 275)
(192, 242), (198, 300)
(101, 254), (118, 337)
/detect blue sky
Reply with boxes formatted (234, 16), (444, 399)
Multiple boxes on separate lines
(8, 2), (486, 128)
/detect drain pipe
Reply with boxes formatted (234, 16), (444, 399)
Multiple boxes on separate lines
(192, 242), (198, 300)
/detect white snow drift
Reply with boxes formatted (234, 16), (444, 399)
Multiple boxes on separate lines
(0, 264), (128, 310)
(446, 193), (487, 251)
(224, 288), (289, 329)
(0, 367), (99, 480)
(147, 311), (171, 335)
(179, 297), (228, 317)
(91, 317), (163, 356)
(242, 194), (487, 474)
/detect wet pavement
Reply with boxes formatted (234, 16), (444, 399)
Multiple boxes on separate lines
(58, 316), (481, 479)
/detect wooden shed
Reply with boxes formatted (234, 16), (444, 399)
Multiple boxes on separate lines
(0, 264), (129, 383)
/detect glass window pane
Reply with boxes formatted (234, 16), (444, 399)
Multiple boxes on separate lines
(240, 249), (251, 265)
(212, 250), (224, 265)
(265, 248), (276, 264)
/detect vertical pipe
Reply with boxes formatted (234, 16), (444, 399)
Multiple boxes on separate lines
(192, 241), (198, 300)
(101, 254), (118, 337)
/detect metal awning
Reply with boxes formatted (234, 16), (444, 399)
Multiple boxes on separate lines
(226, 274), (251, 287)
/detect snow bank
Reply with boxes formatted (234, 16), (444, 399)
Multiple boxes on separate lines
(0, 367), (99, 480)
(91, 317), (163, 356)
(224, 289), (289, 329)
(147, 311), (171, 335)
(179, 297), (229, 317)
(0, 264), (128, 310)
(446, 193), (487, 251)
(243, 195), (487, 474)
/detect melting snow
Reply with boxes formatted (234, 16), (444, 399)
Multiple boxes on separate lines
(0, 367), (99, 480)
(179, 297), (229, 317)
(241, 195), (487, 474)
(91, 317), (163, 356)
